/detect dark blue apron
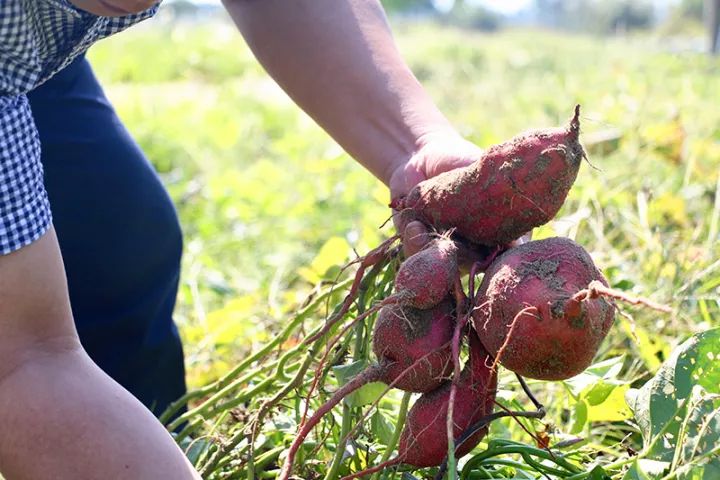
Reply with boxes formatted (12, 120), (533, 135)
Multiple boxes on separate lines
(28, 55), (187, 418)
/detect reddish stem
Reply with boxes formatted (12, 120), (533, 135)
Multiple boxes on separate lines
(338, 340), (453, 447)
(567, 280), (671, 316)
(447, 276), (470, 465)
(301, 300), (393, 427)
(339, 457), (403, 480)
(304, 236), (399, 345)
(279, 366), (384, 480)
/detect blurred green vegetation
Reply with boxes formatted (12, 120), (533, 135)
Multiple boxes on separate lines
(88, 19), (720, 478)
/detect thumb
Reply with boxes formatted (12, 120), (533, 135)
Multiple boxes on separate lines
(403, 221), (430, 258)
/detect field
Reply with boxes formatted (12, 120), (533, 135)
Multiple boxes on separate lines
(88, 16), (720, 480)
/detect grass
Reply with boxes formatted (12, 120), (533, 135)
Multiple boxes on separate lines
(87, 16), (720, 479)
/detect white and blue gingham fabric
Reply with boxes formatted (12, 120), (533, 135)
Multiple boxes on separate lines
(0, 0), (159, 255)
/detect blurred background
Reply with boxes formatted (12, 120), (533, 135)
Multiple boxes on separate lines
(87, 0), (719, 392)
(159, 0), (720, 53)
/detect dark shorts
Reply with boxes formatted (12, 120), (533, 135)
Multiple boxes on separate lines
(27, 56), (187, 417)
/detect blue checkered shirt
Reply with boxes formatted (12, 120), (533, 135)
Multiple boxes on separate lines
(0, 0), (158, 255)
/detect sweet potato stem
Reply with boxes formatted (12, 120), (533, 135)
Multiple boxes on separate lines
(324, 289), (371, 480)
(279, 366), (384, 480)
(340, 457), (403, 480)
(446, 275), (469, 479)
(369, 392), (412, 480)
(567, 280), (671, 315)
(304, 235), (399, 345)
(338, 341), (453, 447)
(159, 277), (354, 427)
(302, 300), (390, 424)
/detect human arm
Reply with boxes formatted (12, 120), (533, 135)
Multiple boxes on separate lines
(222, 0), (485, 255)
(0, 229), (200, 480)
(68, 0), (157, 16)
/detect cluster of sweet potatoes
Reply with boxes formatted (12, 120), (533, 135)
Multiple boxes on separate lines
(279, 106), (668, 479)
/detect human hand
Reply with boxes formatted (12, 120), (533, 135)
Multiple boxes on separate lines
(388, 131), (482, 258)
(388, 132), (531, 263)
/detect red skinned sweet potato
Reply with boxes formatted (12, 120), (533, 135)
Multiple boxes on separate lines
(304, 237), (457, 345)
(473, 237), (615, 380)
(372, 300), (454, 393)
(394, 237), (459, 309)
(398, 331), (497, 468)
(392, 107), (585, 246)
(340, 332), (497, 479)
(279, 300), (456, 480)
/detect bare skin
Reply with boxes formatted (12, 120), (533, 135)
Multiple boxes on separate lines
(223, 0), (486, 257)
(68, 0), (158, 16)
(0, 229), (200, 479)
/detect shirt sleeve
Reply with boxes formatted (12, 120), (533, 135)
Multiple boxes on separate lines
(0, 95), (52, 255)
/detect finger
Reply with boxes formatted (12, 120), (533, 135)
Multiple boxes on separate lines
(508, 231), (533, 248)
(454, 239), (495, 275)
(402, 221), (430, 258)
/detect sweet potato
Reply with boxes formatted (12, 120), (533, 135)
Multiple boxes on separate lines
(393, 237), (459, 309)
(278, 300), (456, 480)
(392, 106), (585, 246)
(340, 332), (497, 479)
(305, 237), (457, 346)
(473, 237), (615, 380)
(372, 300), (455, 393)
(397, 331), (497, 468)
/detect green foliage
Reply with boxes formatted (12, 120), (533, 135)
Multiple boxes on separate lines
(441, 2), (501, 32)
(535, 0), (655, 33)
(679, 0), (705, 21)
(626, 328), (720, 478)
(382, 0), (435, 14)
(87, 20), (720, 479)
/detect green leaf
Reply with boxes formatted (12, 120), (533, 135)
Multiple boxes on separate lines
(371, 410), (395, 446)
(623, 459), (667, 480)
(571, 399), (588, 434)
(628, 328), (720, 472)
(564, 356), (626, 398)
(589, 465), (611, 479)
(566, 357), (633, 431)
(586, 383), (633, 423)
(332, 360), (386, 408)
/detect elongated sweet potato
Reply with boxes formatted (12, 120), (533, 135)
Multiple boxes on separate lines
(340, 332), (497, 479)
(398, 331), (496, 467)
(279, 300), (456, 480)
(393, 107), (585, 246)
(393, 237), (458, 309)
(372, 300), (454, 393)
